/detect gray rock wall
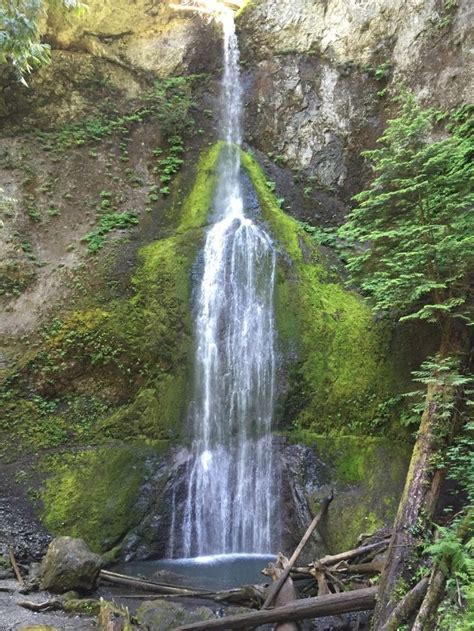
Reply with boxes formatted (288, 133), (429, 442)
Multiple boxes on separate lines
(238, 0), (473, 213)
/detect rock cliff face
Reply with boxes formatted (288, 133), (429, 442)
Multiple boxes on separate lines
(45, 0), (220, 78)
(238, 0), (473, 215)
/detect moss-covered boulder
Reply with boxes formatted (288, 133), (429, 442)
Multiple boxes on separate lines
(40, 445), (153, 554)
(39, 536), (102, 593)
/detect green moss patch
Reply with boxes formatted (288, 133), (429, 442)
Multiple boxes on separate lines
(289, 431), (411, 552)
(241, 151), (404, 433)
(40, 444), (157, 553)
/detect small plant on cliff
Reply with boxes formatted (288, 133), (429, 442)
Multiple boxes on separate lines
(432, 0), (460, 30)
(83, 212), (139, 253)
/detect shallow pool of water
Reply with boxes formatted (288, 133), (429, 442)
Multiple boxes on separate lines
(114, 553), (275, 591)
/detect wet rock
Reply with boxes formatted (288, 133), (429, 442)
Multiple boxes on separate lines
(39, 537), (102, 594)
(136, 601), (215, 630)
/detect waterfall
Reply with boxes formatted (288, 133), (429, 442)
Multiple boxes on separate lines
(170, 9), (279, 558)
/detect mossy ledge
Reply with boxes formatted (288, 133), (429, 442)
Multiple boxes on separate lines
(241, 150), (404, 433)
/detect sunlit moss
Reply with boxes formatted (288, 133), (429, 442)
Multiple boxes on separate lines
(241, 150), (400, 432)
(40, 445), (151, 553)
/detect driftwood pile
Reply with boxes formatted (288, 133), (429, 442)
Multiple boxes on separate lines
(291, 530), (391, 596)
(98, 493), (391, 630)
(10, 493), (392, 630)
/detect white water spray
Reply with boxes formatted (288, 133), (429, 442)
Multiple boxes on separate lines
(170, 9), (279, 557)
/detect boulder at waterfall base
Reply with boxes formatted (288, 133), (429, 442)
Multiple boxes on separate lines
(39, 537), (102, 593)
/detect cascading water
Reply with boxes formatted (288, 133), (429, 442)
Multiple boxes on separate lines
(169, 8), (279, 558)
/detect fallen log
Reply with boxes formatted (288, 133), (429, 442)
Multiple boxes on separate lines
(262, 491), (334, 609)
(213, 584), (267, 607)
(332, 560), (385, 575)
(100, 570), (210, 596)
(17, 599), (61, 612)
(380, 576), (429, 631)
(101, 571), (266, 607)
(174, 586), (378, 630)
(411, 568), (446, 631)
(318, 540), (388, 567)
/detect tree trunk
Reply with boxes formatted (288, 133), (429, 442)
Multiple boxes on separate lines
(176, 587), (378, 630)
(372, 379), (445, 629)
(411, 568), (446, 631)
(379, 576), (429, 631)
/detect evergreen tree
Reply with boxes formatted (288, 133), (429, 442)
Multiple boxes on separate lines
(339, 93), (473, 342)
(338, 94), (473, 629)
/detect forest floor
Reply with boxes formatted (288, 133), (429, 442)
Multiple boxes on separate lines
(0, 578), (95, 630)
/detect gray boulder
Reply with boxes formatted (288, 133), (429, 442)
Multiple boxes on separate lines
(39, 536), (102, 593)
(136, 601), (215, 631)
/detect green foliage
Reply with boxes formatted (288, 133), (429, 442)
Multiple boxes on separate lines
(339, 94), (473, 327)
(361, 61), (391, 81)
(425, 526), (472, 577)
(299, 222), (347, 259)
(431, 0), (460, 30)
(36, 76), (197, 151)
(0, 0), (49, 83)
(152, 135), (185, 197)
(404, 355), (472, 427)
(83, 212), (139, 253)
(447, 420), (474, 504)
(425, 522), (474, 630)
(0, 0), (86, 83)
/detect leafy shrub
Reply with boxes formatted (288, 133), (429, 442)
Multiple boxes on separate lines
(83, 212), (139, 253)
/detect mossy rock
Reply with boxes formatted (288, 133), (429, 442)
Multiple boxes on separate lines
(40, 444), (155, 553)
(136, 601), (215, 630)
(288, 431), (411, 552)
(241, 151), (407, 433)
(62, 598), (100, 615)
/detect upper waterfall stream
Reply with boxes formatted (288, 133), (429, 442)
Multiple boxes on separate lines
(169, 10), (280, 558)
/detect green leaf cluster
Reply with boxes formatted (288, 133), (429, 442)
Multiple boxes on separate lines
(83, 212), (139, 254)
(0, 0), (49, 83)
(338, 94), (473, 327)
(0, 1), (86, 83)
